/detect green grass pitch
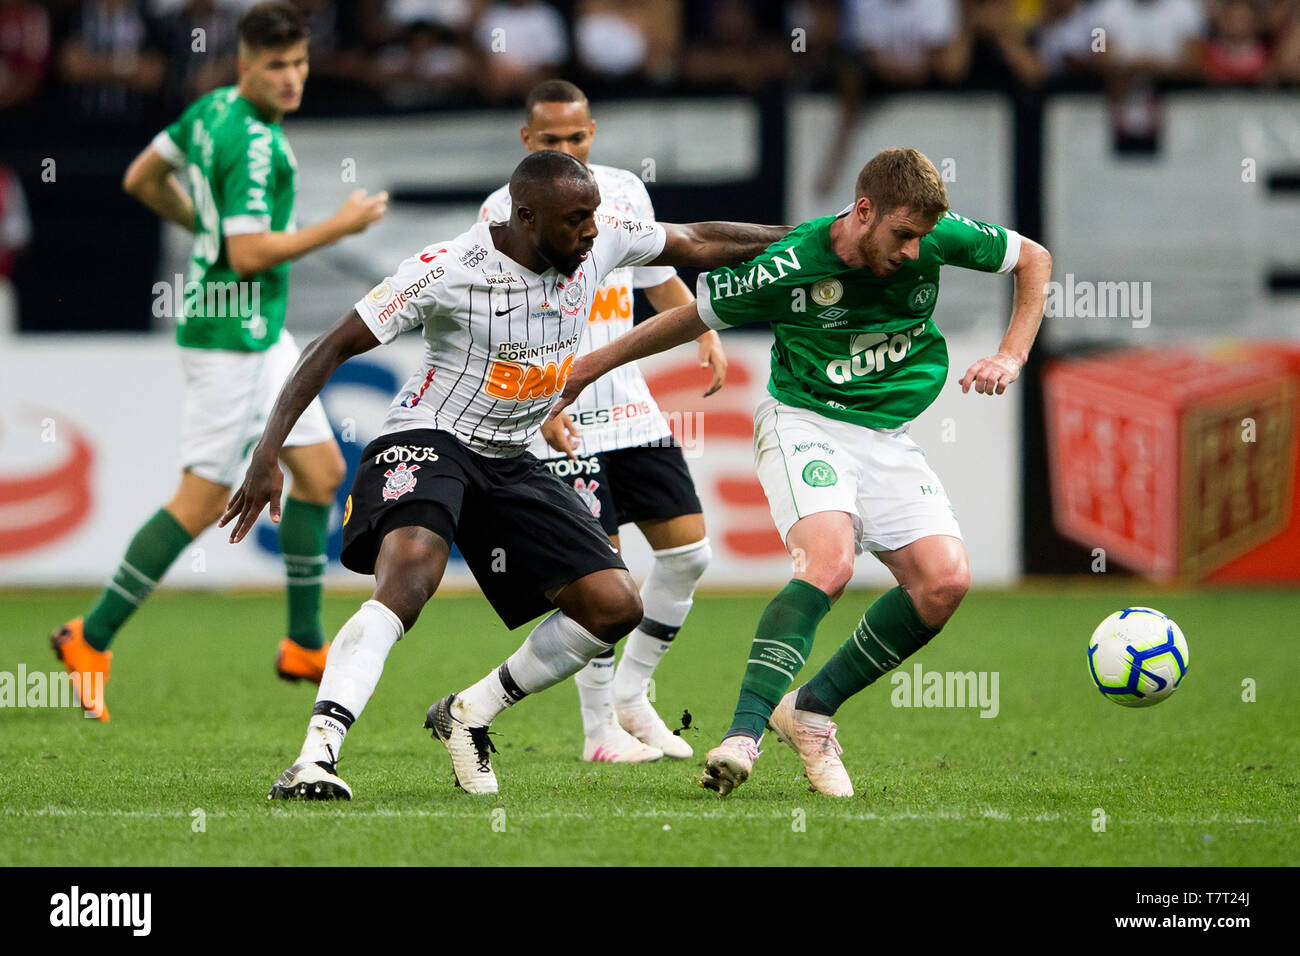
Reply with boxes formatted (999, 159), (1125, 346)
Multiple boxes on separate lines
(2, 586), (1296, 866)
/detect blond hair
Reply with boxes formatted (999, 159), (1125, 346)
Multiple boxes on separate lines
(854, 148), (949, 219)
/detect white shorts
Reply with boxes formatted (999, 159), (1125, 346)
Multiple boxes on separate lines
(179, 331), (334, 486)
(753, 396), (962, 555)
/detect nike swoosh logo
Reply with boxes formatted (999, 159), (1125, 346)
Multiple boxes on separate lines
(494, 305), (522, 316)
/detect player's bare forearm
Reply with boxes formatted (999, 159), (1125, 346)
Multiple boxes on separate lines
(643, 275), (694, 312)
(602, 300), (708, 369)
(652, 222), (791, 269)
(550, 302), (708, 419)
(644, 276), (727, 396)
(227, 189), (388, 278)
(220, 311), (378, 540)
(253, 311), (378, 461)
(959, 236), (1051, 395)
(226, 220), (348, 279)
(1002, 236), (1052, 361)
(123, 147), (195, 232)
(133, 177), (195, 232)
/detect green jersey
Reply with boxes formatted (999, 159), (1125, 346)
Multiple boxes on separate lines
(697, 210), (1019, 429)
(152, 86), (297, 351)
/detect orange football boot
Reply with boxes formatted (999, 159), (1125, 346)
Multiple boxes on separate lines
(275, 639), (331, 684)
(50, 618), (111, 721)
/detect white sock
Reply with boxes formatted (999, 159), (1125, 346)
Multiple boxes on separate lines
(458, 610), (610, 725)
(614, 538), (711, 708)
(298, 599), (404, 766)
(574, 649), (616, 737)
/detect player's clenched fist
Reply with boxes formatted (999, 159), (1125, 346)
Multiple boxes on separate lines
(334, 189), (389, 235)
(219, 451), (285, 543)
(959, 351), (1024, 396)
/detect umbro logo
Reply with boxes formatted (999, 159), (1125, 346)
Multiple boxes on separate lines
(759, 646), (802, 669)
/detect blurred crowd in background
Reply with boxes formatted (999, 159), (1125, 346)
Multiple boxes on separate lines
(2, 0), (1299, 128)
(3, 0), (1298, 322)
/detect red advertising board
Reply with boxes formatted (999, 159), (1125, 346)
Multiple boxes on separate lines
(1044, 346), (1298, 582)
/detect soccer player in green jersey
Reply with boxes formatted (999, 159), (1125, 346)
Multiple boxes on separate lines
(552, 147), (1052, 796)
(50, 2), (388, 721)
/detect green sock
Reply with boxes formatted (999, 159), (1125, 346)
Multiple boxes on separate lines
(802, 586), (939, 715)
(725, 579), (832, 740)
(280, 497), (330, 650)
(83, 508), (193, 651)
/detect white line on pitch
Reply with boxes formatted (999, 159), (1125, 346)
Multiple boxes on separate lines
(1, 807), (1284, 825)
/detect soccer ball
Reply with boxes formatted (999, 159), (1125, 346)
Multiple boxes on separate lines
(1087, 607), (1189, 707)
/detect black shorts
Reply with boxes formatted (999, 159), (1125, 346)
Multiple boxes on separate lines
(538, 440), (703, 537)
(341, 429), (626, 629)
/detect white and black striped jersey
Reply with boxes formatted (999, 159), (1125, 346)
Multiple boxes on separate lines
(480, 164), (679, 456)
(353, 217), (666, 458)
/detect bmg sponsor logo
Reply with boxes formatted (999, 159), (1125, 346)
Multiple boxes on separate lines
(484, 354), (575, 401)
(589, 285), (632, 322)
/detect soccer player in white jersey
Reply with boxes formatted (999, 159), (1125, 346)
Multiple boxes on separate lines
(221, 150), (788, 798)
(479, 81), (724, 763)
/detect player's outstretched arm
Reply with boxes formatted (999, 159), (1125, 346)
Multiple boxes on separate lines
(645, 275), (727, 397)
(123, 146), (195, 232)
(551, 301), (708, 420)
(220, 310), (379, 541)
(959, 236), (1052, 396)
(226, 189), (389, 278)
(651, 221), (791, 270)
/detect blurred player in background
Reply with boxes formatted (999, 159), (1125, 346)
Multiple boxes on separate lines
(49, 1), (388, 720)
(553, 147), (1052, 797)
(221, 150), (788, 799)
(479, 80), (724, 763)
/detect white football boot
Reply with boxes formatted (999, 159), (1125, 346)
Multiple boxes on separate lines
(425, 693), (499, 794)
(700, 735), (761, 798)
(583, 711), (664, 762)
(616, 698), (694, 759)
(766, 690), (854, 797)
(268, 760), (353, 801)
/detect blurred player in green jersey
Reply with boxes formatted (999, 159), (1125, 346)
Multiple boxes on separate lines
(552, 147), (1052, 796)
(51, 2), (388, 720)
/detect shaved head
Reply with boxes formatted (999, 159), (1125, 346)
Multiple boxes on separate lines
(508, 149), (595, 211)
(501, 150), (601, 277)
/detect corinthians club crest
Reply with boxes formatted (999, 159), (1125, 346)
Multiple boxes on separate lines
(557, 271), (587, 315)
(382, 462), (420, 501)
(572, 477), (602, 517)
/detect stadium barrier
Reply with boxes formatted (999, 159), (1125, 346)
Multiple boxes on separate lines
(0, 332), (1019, 589)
